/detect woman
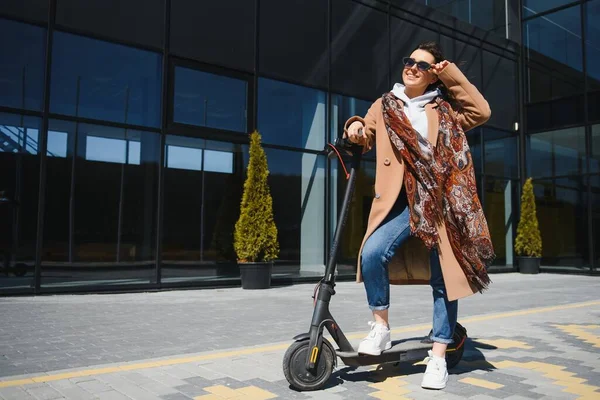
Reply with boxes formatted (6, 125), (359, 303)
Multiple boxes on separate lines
(344, 41), (494, 390)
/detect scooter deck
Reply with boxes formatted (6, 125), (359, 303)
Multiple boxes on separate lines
(337, 338), (431, 367)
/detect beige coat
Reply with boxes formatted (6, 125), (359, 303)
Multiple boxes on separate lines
(344, 63), (491, 301)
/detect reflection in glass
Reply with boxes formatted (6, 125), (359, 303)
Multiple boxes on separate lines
(523, 0), (577, 16)
(484, 177), (517, 266)
(533, 177), (588, 268)
(258, 78), (326, 150)
(524, 6), (582, 72)
(42, 120), (160, 287)
(162, 137), (245, 283)
(50, 32), (162, 127)
(0, 19), (45, 111)
(173, 67), (247, 132)
(528, 127), (586, 178)
(0, 113), (41, 291)
(484, 129), (519, 178)
(592, 125), (600, 173)
(591, 175), (600, 270)
(587, 0), (600, 89)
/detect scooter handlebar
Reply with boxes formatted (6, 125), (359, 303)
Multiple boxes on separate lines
(325, 137), (363, 159)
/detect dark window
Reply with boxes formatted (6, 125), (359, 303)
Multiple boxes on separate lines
(524, 6), (583, 73)
(591, 174), (600, 269)
(526, 93), (584, 131)
(0, 19), (45, 111)
(0, 113), (41, 291)
(0, 0), (48, 23)
(173, 66), (248, 132)
(587, 0), (600, 90)
(42, 120), (160, 287)
(523, 0), (577, 16)
(527, 127), (586, 178)
(170, 0), (255, 72)
(428, 0), (506, 35)
(482, 51), (517, 130)
(591, 124), (600, 173)
(533, 177), (589, 268)
(260, 148), (326, 274)
(259, 0), (327, 88)
(258, 78), (326, 150)
(483, 128), (519, 179)
(50, 32), (162, 128)
(56, 0), (164, 49)
(162, 136), (246, 282)
(331, 0), (389, 99)
(483, 177), (519, 266)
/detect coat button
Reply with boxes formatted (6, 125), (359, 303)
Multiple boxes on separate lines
(383, 158), (391, 166)
(375, 193), (381, 199)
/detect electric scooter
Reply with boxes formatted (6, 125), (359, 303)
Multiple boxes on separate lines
(282, 137), (467, 391)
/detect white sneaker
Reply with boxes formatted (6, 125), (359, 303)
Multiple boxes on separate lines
(357, 321), (391, 355)
(421, 350), (449, 389)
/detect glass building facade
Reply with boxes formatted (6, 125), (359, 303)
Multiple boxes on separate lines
(0, 0), (596, 294)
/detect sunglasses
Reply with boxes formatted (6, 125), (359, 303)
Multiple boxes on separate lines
(402, 57), (432, 71)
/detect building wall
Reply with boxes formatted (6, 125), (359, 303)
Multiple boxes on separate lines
(1, 0), (526, 294)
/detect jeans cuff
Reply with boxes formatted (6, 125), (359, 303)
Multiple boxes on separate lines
(369, 304), (390, 311)
(431, 336), (454, 344)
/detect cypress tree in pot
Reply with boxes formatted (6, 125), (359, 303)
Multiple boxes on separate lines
(234, 131), (279, 289)
(514, 178), (543, 274)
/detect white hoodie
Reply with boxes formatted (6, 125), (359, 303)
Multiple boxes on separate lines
(391, 83), (438, 152)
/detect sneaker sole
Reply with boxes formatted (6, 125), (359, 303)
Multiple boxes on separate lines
(421, 379), (448, 390)
(357, 341), (392, 356)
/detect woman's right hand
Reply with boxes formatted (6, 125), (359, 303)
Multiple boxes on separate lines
(346, 121), (366, 145)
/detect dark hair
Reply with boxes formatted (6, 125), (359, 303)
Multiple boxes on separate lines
(416, 41), (457, 105)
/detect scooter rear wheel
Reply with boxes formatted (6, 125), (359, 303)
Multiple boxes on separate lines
(283, 338), (335, 391)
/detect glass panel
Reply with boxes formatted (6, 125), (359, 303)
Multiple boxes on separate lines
(331, 0), (389, 99)
(524, 6), (583, 72)
(430, 0), (506, 34)
(258, 78), (326, 150)
(263, 148), (327, 276)
(587, 0), (600, 91)
(161, 137), (246, 282)
(0, 113), (41, 292)
(56, 0), (164, 49)
(0, 0), (49, 22)
(528, 127), (586, 178)
(259, 0), (327, 88)
(484, 129), (519, 178)
(0, 19), (45, 111)
(484, 177), (518, 266)
(170, 0), (255, 72)
(592, 124), (600, 173)
(591, 175), (600, 270)
(173, 67), (247, 132)
(330, 94), (373, 157)
(42, 120), (160, 288)
(482, 51), (517, 131)
(533, 177), (588, 268)
(523, 0), (578, 16)
(50, 32), (162, 128)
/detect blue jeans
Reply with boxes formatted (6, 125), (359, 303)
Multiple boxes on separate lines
(361, 194), (458, 344)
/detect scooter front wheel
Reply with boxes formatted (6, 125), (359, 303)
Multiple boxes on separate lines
(282, 338), (335, 391)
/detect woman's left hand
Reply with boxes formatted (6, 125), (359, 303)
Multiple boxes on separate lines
(431, 60), (450, 75)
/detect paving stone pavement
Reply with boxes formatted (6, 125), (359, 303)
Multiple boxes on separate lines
(0, 273), (599, 399)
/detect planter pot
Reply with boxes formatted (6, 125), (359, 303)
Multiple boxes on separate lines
(239, 262), (272, 289)
(517, 256), (540, 274)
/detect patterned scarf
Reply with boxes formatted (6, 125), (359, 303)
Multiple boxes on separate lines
(381, 91), (494, 292)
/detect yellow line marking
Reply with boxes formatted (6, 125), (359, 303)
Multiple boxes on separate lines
(0, 299), (599, 389)
(195, 385), (277, 399)
(555, 324), (600, 348)
(475, 339), (533, 349)
(463, 359), (600, 399)
(459, 377), (504, 389)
